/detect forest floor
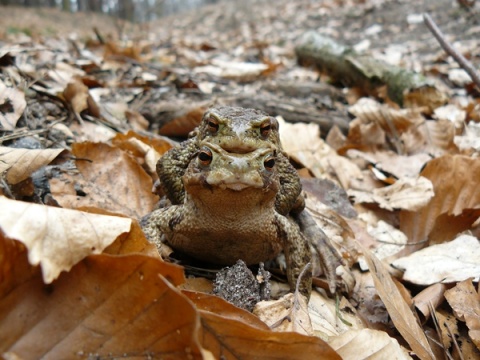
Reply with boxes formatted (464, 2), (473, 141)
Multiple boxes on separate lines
(1, 0), (480, 359)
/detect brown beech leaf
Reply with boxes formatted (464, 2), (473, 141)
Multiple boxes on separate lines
(0, 235), (203, 360)
(412, 283), (448, 323)
(63, 78), (89, 114)
(349, 176), (434, 211)
(0, 196), (132, 283)
(198, 310), (340, 360)
(348, 97), (425, 150)
(112, 130), (173, 176)
(0, 81), (26, 130)
(104, 217), (160, 257)
(0, 146), (64, 184)
(444, 279), (480, 349)
(159, 106), (206, 137)
(328, 329), (411, 359)
(400, 155), (480, 246)
(360, 244), (436, 360)
(392, 234), (480, 285)
(253, 293), (313, 336)
(50, 142), (158, 219)
(183, 291), (269, 330)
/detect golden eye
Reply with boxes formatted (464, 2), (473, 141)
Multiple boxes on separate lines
(264, 156), (275, 170)
(198, 147), (213, 165)
(207, 115), (219, 133)
(260, 119), (272, 138)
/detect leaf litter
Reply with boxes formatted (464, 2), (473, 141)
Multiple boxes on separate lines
(1, 0), (480, 358)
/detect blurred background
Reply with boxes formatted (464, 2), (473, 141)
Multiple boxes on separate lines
(0, 0), (221, 22)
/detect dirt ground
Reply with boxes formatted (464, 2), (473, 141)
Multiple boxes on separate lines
(1, 0), (479, 60)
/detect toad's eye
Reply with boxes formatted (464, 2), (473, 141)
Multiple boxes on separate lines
(198, 147), (213, 165)
(260, 120), (272, 138)
(264, 156), (275, 170)
(207, 116), (219, 133)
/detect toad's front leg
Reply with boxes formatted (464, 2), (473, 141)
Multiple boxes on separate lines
(275, 215), (312, 298)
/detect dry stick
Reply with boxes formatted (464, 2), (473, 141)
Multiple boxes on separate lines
(424, 13), (480, 89)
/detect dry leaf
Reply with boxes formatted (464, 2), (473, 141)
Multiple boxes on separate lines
(198, 310), (340, 360)
(358, 220), (407, 271)
(63, 78), (89, 114)
(360, 244), (436, 360)
(0, 81), (26, 130)
(392, 234), (480, 285)
(278, 118), (341, 180)
(454, 121), (480, 152)
(400, 155), (480, 246)
(433, 104), (466, 129)
(0, 196), (132, 283)
(183, 291), (269, 330)
(112, 130), (172, 176)
(349, 176), (434, 211)
(350, 150), (432, 179)
(434, 309), (458, 350)
(50, 142), (158, 219)
(444, 279), (480, 349)
(0, 235), (203, 359)
(328, 329), (412, 360)
(424, 119), (457, 155)
(348, 97), (425, 152)
(253, 293), (313, 336)
(412, 283), (448, 323)
(307, 292), (362, 338)
(194, 59), (269, 81)
(0, 146), (63, 184)
(159, 106), (206, 137)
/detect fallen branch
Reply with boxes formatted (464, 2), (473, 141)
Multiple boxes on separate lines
(424, 13), (480, 89)
(295, 31), (447, 112)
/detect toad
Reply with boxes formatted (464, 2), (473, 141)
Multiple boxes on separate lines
(157, 106), (302, 216)
(148, 106), (342, 295)
(143, 142), (312, 296)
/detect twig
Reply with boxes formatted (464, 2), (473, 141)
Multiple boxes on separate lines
(424, 13), (480, 89)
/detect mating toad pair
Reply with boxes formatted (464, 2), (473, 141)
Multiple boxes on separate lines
(142, 106), (342, 298)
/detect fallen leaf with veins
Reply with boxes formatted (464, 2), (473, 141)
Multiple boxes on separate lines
(0, 196), (132, 283)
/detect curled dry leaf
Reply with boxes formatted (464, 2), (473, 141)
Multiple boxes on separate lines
(0, 81), (26, 131)
(183, 291), (269, 330)
(279, 117), (351, 183)
(359, 243), (436, 360)
(0, 146), (63, 184)
(112, 130), (173, 176)
(49, 142), (158, 219)
(253, 293), (313, 336)
(0, 235), (204, 359)
(348, 98), (425, 152)
(0, 196), (132, 283)
(63, 78), (89, 115)
(348, 176), (434, 211)
(400, 155), (480, 246)
(198, 309), (340, 360)
(412, 283), (448, 323)
(392, 234), (480, 285)
(327, 329), (411, 360)
(444, 279), (480, 350)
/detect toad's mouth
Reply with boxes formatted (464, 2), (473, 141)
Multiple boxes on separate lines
(219, 182), (251, 191)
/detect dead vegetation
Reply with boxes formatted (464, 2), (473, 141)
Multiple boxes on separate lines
(0, 0), (479, 359)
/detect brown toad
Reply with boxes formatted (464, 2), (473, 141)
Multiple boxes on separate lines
(157, 106), (302, 216)
(154, 106), (342, 294)
(144, 142), (312, 296)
